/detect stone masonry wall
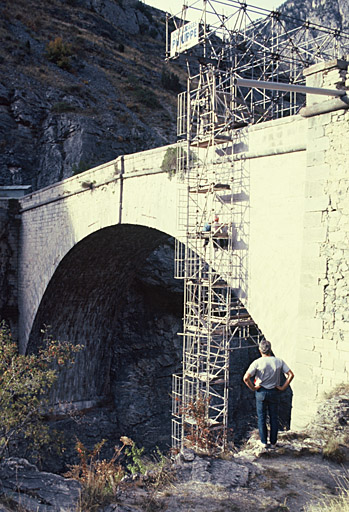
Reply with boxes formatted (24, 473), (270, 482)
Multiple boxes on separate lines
(292, 60), (349, 428)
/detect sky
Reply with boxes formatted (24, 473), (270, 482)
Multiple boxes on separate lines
(143, 0), (280, 18)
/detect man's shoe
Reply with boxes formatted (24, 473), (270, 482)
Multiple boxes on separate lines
(258, 441), (268, 449)
(269, 444), (277, 449)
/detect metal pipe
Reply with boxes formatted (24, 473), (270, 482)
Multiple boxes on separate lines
(235, 77), (346, 97)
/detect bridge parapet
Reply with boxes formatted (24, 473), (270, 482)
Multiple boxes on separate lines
(19, 144), (174, 213)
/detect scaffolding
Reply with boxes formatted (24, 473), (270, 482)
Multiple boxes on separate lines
(167, 0), (349, 452)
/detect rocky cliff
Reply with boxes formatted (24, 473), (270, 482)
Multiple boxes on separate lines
(0, 0), (183, 190)
(279, 0), (349, 31)
(1, 0), (348, 192)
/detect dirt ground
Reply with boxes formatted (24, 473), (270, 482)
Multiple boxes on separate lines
(113, 432), (349, 512)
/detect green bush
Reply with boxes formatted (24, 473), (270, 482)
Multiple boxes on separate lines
(0, 322), (82, 460)
(46, 37), (73, 71)
(161, 147), (196, 180)
(125, 442), (146, 475)
(161, 147), (177, 178)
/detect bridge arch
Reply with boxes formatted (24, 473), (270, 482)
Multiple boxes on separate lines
(18, 146), (179, 355)
(27, 224), (185, 450)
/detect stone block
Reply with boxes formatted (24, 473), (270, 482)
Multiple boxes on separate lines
(299, 336), (316, 350)
(320, 351), (334, 370)
(328, 230), (347, 244)
(300, 243), (321, 259)
(300, 256), (327, 278)
(300, 294), (319, 317)
(303, 226), (327, 243)
(332, 372), (348, 386)
(307, 151), (325, 167)
(308, 125), (325, 139)
(293, 362), (313, 381)
(305, 181), (325, 198)
(337, 341), (349, 352)
(304, 195), (329, 212)
(313, 337), (335, 350)
(333, 358), (346, 373)
(296, 348), (321, 367)
(292, 383), (315, 410)
(312, 137), (330, 152)
(308, 112), (332, 128)
(302, 284), (325, 306)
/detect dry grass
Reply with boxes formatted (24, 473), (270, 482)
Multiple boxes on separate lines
(305, 473), (349, 512)
(323, 382), (349, 400)
(322, 436), (347, 463)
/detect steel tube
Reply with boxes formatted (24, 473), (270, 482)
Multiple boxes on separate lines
(235, 77), (346, 97)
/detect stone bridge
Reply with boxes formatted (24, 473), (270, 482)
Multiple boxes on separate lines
(0, 60), (348, 440)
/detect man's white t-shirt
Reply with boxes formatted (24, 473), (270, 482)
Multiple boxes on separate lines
(247, 356), (290, 389)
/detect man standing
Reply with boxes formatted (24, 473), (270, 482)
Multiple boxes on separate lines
(243, 340), (294, 448)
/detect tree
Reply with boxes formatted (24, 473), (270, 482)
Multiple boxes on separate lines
(0, 321), (82, 459)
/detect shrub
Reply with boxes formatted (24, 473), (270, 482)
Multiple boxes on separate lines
(132, 84), (161, 109)
(0, 322), (82, 460)
(161, 147), (196, 180)
(65, 437), (131, 510)
(322, 436), (347, 463)
(161, 147), (177, 178)
(46, 37), (73, 70)
(180, 395), (217, 455)
(136, 1), (153, 23)
(72, 159), (91, 176)
(52, 101), (77, 113)
(161, 68), (181, 93)
(125, 442), (146, 475)
(324, 383), (349, 400)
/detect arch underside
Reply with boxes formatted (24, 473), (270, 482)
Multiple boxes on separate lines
(27, 224), (277, 465)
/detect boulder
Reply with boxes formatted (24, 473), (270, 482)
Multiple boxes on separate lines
(0, 458), (81, 512)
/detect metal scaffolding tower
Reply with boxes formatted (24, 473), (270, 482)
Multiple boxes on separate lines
(167, 0), (349, 452)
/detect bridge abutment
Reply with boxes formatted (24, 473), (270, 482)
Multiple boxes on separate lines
(292, 59), (349, 426)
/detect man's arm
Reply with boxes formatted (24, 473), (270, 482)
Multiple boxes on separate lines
(276, 369), (294, 392)
(243, 372), (261, 392)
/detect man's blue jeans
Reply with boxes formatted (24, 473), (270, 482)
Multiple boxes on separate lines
(255, 387), (279, 445)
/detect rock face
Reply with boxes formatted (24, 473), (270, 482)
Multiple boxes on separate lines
(0, 458), (81, 512)
(279, 0), (349, 31)
(0, 0), (179, 191)
(308, 390), (349, 440)
(0, 199), (20, 335)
